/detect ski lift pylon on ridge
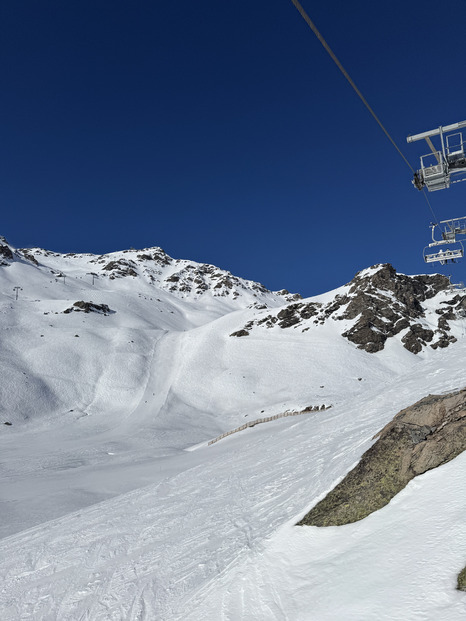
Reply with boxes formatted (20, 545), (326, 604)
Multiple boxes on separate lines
(407, 120), (466, 191)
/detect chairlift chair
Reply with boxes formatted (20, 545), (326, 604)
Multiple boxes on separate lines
(407, 121), (466, 191)
(423, 222), (464, 264)
(423, 243), (464, 264)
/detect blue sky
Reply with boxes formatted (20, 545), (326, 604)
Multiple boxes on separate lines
(2, 0), (466, 297)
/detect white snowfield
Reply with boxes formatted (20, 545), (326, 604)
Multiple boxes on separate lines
(0, 243), (465, 620)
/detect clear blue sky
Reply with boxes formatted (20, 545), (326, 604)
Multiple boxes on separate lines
(2, 0), (466, 296)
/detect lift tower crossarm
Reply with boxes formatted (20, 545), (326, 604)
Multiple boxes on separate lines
(407, 121), (466, 143)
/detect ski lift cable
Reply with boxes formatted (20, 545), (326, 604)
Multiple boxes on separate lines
(290, 0), (414, 171)
(290, 0), (440, 224)
(421, 189), (439, 225)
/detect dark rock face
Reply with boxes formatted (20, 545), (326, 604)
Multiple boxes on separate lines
(458, 567), (466, 591)
(297, 388), (466, 527)
(229, 329), (250, 337)
(103, 260), (138, 279)
(64, 301), (113, 315)
(401, 324), (434, 354)
(19, 251), (39, 266)
(0, 245), (13, 260)
(340, 264), (449, 353)
(0, 244), (14, 266)
(230, 263), (460, 354)
(1, 240), (43, 266)
(136, 249), (171, 266)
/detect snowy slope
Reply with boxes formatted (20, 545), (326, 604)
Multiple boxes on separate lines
(0, 239), (465, 620)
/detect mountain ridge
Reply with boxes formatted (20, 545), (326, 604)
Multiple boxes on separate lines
(0, 236), (300, 307)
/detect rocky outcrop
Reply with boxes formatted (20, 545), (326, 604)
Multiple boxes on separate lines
(341, 265), (451, 352)
(297, 388), (466, 527)
(103, 260), (138, 279)
(159, 262), (298, 300)
(458, 567), (466, 591)
(19, 251), (39, 266)
(230, 263), (461, 354)
(229, 329), (250, 337)
(0, 243), (14, 266)
(63, 301), (113, 315)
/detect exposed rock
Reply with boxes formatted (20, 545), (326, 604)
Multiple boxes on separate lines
(458, 567), (466, 591)
(230, 329), (250, 337)
(103, 260), (138, 278)
(339, 265), (448, 353)
(232, 263), (454, 354)
(64, 301), (113, 315)
(277, 289), (302, 301)
(151, 249), (172, 266)
(0, 244), (14, 266)
(276, 304), (304, 328)
(297, 387), (466, 527)
(160, 261), (280, 299)
(19, 251), (39, 266)
(431, 334), (457, 349)
(401, 323), (434, 354)
(250, 301), (322, 331)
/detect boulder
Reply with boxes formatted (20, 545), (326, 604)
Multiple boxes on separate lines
(297, 388), (466, 527)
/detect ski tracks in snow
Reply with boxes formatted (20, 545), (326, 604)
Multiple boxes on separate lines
(0, 417), (324, 621)
(2, 347), (466, 620)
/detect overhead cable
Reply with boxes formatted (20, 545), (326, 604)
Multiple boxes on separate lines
(290, 0), (415, 174)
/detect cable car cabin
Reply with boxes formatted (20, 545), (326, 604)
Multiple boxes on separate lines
(424, 246), (463, 264)
(407, 121), (466, 192)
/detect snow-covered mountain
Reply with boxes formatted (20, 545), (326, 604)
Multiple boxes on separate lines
(0, 237), (465, 620)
